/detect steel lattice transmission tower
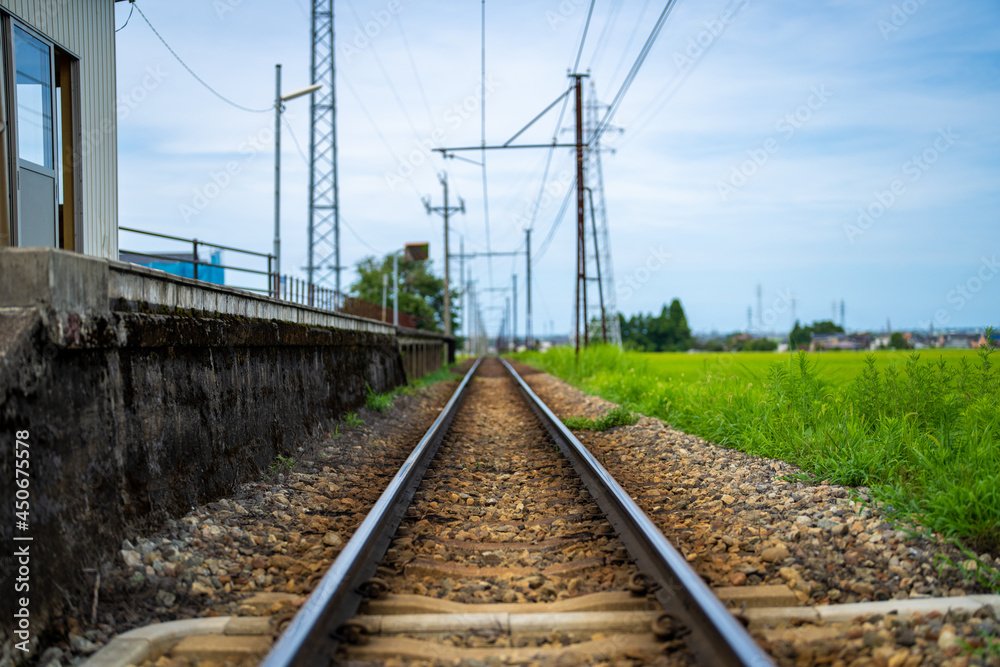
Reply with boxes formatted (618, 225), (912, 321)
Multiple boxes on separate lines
(307, 0), (341, 296)
(585, 84), (622, 349)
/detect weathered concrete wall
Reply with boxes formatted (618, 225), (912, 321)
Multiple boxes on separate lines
(0, 249), (407, 656)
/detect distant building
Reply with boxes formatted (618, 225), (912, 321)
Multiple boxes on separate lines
(119, 251), (225, 286)
(0, 1), (121, 258)
(810, 333), (871, 351)
(937, 333), (981, 349)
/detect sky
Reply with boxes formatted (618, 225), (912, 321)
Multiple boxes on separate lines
(112, 0), (1000, 338)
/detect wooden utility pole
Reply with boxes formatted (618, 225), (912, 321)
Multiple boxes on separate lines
(424, 172), (465, 336)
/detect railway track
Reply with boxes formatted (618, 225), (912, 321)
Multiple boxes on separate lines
(259, 357), (774, 666)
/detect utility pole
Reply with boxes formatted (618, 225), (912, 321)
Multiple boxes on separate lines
(525, 228), (532, 350)
(273, 64), (282, 281)
(460, 237), (465, 343)
(424, 172), (465, 336)
(381, 273), (388, 323)
(512, 274), (518, 350)
(506, 296), (511, 353)
(393, 254), (399, 327)
(572, 73), (588, 359)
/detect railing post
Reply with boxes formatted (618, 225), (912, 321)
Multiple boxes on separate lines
(268, 255), (274, 298)
(192, 239), (199, 281)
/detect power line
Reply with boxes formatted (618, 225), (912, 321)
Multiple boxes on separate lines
(132, 3), (271, 113)
(603, 0), (653, 99)
(587, 0), (625, 73)
(619, 0), (748, 150)
(115, 1), (135, 33)
(344, 0), (426, 151)
(395, 15), (436, 131)
(594, 0), (679, 143)
(342, 216), (381, 254)
(572, 0), (598, 72)
(281, 113), (309, 166)
(534, 176), (575, 262)
(339, 71), (424, 200)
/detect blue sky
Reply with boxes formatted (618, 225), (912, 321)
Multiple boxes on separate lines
(113, 0), (1000, 337)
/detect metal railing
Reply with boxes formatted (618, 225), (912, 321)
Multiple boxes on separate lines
(119, 226), (421, 328)
(119, 226), (273, 290)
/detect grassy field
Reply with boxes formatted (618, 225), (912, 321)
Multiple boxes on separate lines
(512, 344), (1000, 564)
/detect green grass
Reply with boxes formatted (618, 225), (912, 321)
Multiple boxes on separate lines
(343, 411), (364, 428)
(563, 406), (639, 431)
(364, 364), (464, 413)
(512, 340), (1000, 558)
(365, 382), (395, 413)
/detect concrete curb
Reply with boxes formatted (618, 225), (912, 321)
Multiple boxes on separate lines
(746, 594), (1000, 625)
(82, 616), (271, 667)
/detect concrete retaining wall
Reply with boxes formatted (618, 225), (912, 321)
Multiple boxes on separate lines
(0, 249), (410, 655)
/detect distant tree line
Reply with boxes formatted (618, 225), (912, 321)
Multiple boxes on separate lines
(618, 299), (694, 351)
(789, 320), (844, 349)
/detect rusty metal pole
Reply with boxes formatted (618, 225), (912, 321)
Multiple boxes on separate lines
(572, 73), (587, 359)
(443, 175), (450, 336)
(525, 228), (532, 350)
(587, 188), (607, 343)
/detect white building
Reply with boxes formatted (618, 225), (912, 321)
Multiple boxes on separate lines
(0, 0), (118, 259)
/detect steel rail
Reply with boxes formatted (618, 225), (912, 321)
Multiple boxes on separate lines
(499, 358), (775, 667)
(260, 358), (483, 667)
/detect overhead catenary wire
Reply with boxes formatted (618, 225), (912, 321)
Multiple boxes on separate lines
(593, 0), (679, 144)
(342, 216), (382, 254)
(281, 113), (310, 167)
(132, 3), (271, 113)
(572, 0), (598, 73)
(395, 15), (436, 132)
(534, 176), (576, 262)
(619, 0), (748, 149)
(344, 0), (428, 151)
(586, 0), (625, 73)
(603, 0), (654, 100)
(338, 71), (425, 201)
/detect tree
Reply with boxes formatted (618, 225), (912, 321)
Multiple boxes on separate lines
(789, 320), (811, 350)
(350, 254), (458, 333)
(619, 299), (693, 351)
(812, 320), (845, 335)
(788, 319), (846, 350)
(889, 332), (909, 350)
